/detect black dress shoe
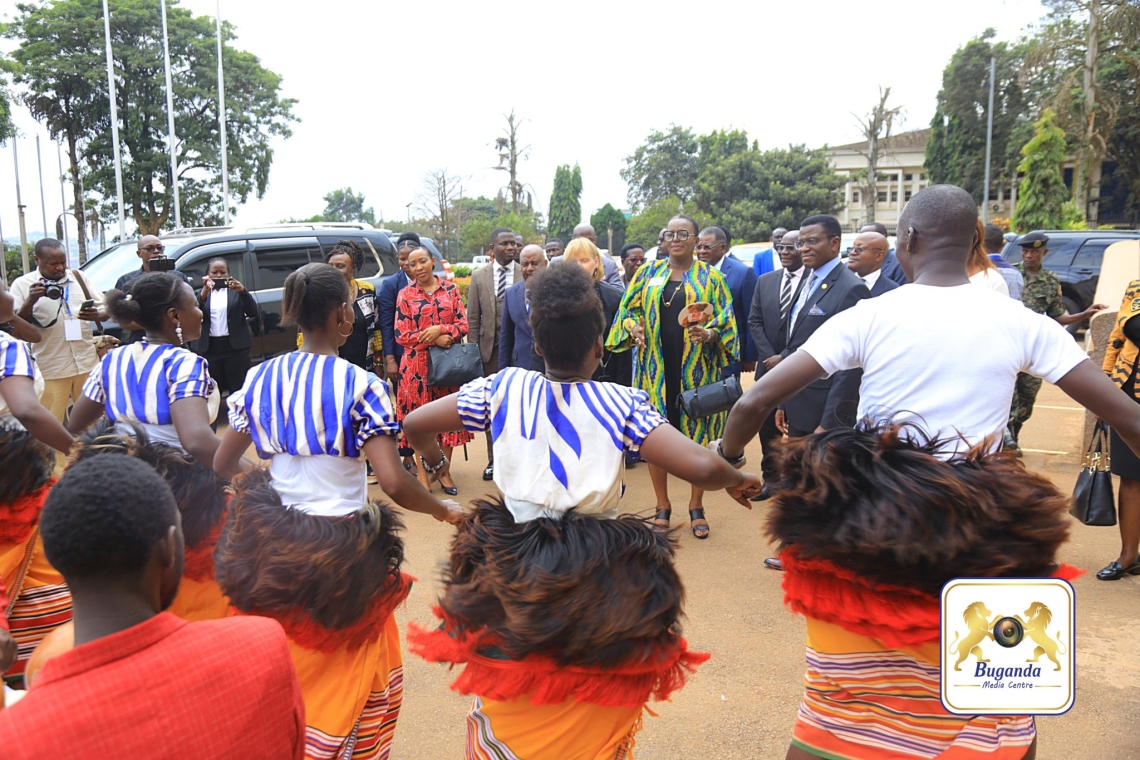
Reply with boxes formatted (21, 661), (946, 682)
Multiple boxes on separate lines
(750, 484), (772, 502)
(482, 464), (494, 481)
(1096, 559), (1140, 580)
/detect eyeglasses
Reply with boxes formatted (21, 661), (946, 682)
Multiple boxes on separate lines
(694, 244), (719, 252)
(140, 244), (165, 253)
(794, 237), (832, 250)
(775, 244), (797, 253)
(661, 230), (692, 242)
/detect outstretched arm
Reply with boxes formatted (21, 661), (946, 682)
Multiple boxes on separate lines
(364, 434), (461, 522)
(638, 424), (760, 506)
(719, 351), (827, 460)
(1056, 359), (1140, 457)
(403, 395), (464, 455)
(0, 377), (75, 454)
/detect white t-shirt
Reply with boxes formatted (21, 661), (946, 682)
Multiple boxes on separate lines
(969, 268), (1010, 297)
(800, 284), (1088, 456)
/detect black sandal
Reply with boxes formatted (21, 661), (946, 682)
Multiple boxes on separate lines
(689, 508), (709, 539)
(653, 507), (671, 533)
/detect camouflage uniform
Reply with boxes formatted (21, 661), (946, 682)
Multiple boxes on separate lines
(1009, 263), (1066, 440)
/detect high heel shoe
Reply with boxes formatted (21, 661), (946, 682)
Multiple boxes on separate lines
(1096, 559), (1140, 580)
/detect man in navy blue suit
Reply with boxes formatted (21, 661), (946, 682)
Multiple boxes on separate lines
(499, 245), (548, 371)
(378, 232), (418, 470)
(846, 231), (900, 297)
(697, 227), (758, 377)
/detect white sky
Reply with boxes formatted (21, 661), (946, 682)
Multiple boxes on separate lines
(0, 0), (1049, 244)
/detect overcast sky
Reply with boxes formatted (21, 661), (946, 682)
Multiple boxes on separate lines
(1, 0), (1049, 244)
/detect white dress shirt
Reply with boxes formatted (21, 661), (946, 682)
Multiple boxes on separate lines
(209, 288), (230, 337)
(492, 261), (516, 294)
(860, 269), (882, 291)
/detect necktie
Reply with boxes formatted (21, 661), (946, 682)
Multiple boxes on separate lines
(792, 272), (817, 327)
(496, 266), (506, 300)
(779, 270), (795, 321)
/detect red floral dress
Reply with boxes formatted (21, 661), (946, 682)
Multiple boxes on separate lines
(395, 278), (474, 449)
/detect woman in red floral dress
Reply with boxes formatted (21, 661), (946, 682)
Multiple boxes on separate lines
(396, 246), (473, 494)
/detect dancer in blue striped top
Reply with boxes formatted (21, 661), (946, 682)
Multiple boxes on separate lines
(405, 265), (761, 758)
(67, 273), (221, 468)
(0, 281), (74, 453)
(212, 263), (461, 760)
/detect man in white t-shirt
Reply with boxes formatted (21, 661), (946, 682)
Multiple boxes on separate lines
(715, 183), (1140, 467)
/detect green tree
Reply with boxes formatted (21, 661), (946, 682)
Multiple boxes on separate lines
(925, 30), (1029, 203)
(322, 187), (376, 223)
(547, 164), (581, 244)
(620, 124), (700, 211)
(7, 0), (297, 248)
(1012, 109), (1070, 232)
(625, 196), (712, 251)
(589, 204), (627, 252)
(460, 211), (543, 256)
(0, 54), (17, 143)
(693, 142), (845, 242)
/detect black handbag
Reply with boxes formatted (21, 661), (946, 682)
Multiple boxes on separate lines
(427, 343), (483, 387)
(677, 373), (742, 419)
(1070, 421), (1117, 526)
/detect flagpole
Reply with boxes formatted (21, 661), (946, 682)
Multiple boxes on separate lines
(101, 0), (127, 240)
(215, 0), (229, 225)
(982, 57), (996, 225)
(57, 141), (71, 266)
(36, 135), (49, 242)
(160, 0), (181, 228)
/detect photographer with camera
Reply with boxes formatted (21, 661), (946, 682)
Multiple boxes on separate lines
(114, 235), (191, 344)
(9, 239), (108, 430)
(189, 258), (258, 426)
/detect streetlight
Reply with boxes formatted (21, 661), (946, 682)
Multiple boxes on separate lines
(405, 203), (412, 224)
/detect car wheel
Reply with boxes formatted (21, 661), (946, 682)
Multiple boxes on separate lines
(1062, 296), (1084, 336)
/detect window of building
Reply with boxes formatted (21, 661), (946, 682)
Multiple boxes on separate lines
(904, 190), (913, 201)
(1004, 189), (1013, 200)
(989, 189), (999, 201)
(905, 173), (913, 181)
(920, 173), (926, 180)
(877, 191), (887, 203)
(890, 191), (899, 202)
(852, 190), (860, 203)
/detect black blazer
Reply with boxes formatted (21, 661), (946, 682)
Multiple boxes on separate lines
(192, 286), (259, 352)
(781, 261), (871, 435)
(748, 267), (806, 380)
(870, 274), (900, 297)
(595, 281), (632, 385)
(499, 281), (544, 372)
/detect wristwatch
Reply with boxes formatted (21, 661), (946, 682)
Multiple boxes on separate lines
(717, 441), (745, 466)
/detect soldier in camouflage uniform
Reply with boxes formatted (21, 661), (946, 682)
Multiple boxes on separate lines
(1009, 232), (1108, 441)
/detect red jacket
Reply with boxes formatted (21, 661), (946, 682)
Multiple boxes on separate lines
(0, 612), (305, 759)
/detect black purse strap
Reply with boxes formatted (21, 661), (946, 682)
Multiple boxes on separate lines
(1086, 421), (1111, 470)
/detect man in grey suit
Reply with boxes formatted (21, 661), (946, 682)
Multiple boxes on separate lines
(572, 223), (625, 290)
(846, 231), (900, 297)
(748, 230), (806, 499)
(779, 215), (871, 437)
(467, 227), (522, 479)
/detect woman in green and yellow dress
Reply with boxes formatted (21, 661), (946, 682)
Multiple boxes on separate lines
(607, 215), (738, 539)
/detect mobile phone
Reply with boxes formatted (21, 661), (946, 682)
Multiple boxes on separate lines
(80, 299), (95, 310)
(210, 277), (230, 289)
(150, 257), (176, 272)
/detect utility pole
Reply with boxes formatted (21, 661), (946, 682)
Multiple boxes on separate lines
(102, 0), (127, 241)
(36, 136), (49, 242)
(161, 0), (182, 228)
(216, 0), (230, 225)
(13, 141), (29, 274)
(982, 57), (996, 225)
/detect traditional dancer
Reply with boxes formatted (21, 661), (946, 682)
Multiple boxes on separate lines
(767, 424), (1077, 760)
(212, 263), (462, 760)
(404, 265), (760, 759)
(0, 424), (72, 689)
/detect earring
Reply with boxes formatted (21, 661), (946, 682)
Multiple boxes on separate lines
(338, 321), (354, 338)
(175, 323), (184, 345)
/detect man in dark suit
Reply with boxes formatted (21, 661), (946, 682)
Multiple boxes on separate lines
(861, 222), (907, 286)
(747, 230), (806, 498)
(781, 215), (871, 437)
(192, 259), (259, 426)
(500, 245), (548, 372)
(846, 231), (900, 297)
(697, 227), (758, 377)
(379, 233), (418, 381)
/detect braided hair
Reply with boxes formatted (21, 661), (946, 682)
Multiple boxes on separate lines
(326, 239), (366, 274)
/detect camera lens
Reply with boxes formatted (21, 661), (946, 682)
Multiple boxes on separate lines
(992, 616), (1024, 648)
(44, 283), (63, 300)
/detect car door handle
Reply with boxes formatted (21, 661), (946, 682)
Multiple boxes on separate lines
(1074, 268), (1095, 274)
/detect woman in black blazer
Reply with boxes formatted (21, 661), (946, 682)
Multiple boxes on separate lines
(193, 258), (259, 424)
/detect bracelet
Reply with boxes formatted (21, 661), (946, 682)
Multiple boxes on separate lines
(717, 441), (745, 466)
(420, 450), (448, 475)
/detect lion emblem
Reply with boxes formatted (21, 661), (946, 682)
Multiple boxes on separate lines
(949, 601), (995, 671)
(1016, 602), (1066, 671)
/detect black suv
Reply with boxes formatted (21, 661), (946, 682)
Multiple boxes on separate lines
(81, 228), (400, 360)
(1001, 229), (1140, 316)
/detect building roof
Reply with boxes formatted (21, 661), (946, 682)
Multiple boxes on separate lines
(830, 128), (931, 153)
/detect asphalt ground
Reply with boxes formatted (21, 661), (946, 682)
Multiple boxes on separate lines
(387, 380), (1140, 760)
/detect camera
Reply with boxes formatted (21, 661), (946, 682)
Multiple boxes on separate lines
(992, 616), (1025, 648)
(40, 279), (64, 300)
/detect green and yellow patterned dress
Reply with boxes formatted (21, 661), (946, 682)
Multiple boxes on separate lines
(606, 258), (738, 445)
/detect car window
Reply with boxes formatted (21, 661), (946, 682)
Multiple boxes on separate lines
(1071, 240), (1116, 270)
(251, 239), (321, 290)
(177, 243), (248, 289)
(1042, 238), (1080, 268)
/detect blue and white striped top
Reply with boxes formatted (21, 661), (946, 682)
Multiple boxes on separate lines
(0, 332), (37, 417)
(82, 342), (215, 429)
(228, 351), (399, 460)
(456, 367), (667, 521)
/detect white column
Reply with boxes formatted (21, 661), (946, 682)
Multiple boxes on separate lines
(896, 170), (904, 217)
